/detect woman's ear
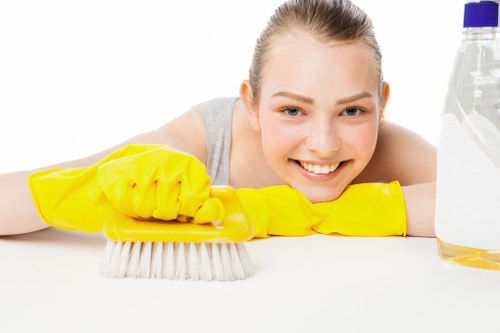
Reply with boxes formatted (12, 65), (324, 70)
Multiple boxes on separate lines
(239, 80), (261, 130)
(379, 81), (390, 121)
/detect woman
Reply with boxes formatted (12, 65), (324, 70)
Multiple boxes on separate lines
(0, 0), (435, 236)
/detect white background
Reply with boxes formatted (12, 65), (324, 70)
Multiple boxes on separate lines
(3, 3), (500, 333)
(0, 0), (462, 173)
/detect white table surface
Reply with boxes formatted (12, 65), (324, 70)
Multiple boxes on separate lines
(1, 228), (499, 333)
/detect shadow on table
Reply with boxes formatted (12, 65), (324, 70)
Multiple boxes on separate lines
(0, 227), (106, 250)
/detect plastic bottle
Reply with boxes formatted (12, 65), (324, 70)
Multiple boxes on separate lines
(435, 0), (500, 270)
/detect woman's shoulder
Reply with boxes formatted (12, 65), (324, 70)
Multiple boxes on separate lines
(193, 97), (238, 114)
(152, 108), (208, 164)
(145, 97), (238, 166)
(354, 120), (436, 186)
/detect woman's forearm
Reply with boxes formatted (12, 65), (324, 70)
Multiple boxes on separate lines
(0, 149), (126, 235)
(402, 182), (436, 237)
(0, 171), (49, 235)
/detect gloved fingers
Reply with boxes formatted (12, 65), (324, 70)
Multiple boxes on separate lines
(176, 214), (191, 222)
(152, 176), (181, 221)
(131, 178), (158, 219)
(99, 145), (211, 221)
(97, 162), (137, 217)
(176, 158), (212, 217)
(97, 149), (174, 219)
(192, 197), (226, 224)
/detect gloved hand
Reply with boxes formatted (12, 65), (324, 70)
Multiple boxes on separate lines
(312, 182), (407, 236)
(28, 144), (223, 232)
(95, 145), (222, 222)
(235, 186), (322, 238)
(234, 181), (406, 238)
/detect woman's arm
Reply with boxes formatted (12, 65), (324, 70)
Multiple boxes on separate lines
(0, 109), (206, 235)
(0, 171), (47, 235)
(402, 182), (436, 237)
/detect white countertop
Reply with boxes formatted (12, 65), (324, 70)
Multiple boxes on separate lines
(1, 228), (499, 333)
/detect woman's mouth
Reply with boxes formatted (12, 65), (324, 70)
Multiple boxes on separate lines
(295, 160), (346, 175)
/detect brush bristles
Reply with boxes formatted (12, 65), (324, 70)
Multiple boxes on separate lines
(100, 241), (254, 281)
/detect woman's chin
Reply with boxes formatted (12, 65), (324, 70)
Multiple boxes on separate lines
(298, 186), (344, 203)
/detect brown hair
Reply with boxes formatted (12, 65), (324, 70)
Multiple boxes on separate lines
(249, 0), (382, 98)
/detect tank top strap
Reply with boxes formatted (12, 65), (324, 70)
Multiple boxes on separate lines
(193, 97), (238, 185)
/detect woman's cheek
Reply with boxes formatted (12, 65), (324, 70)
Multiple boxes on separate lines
(357, 123), (379, 160)
(262, 122), (298, 153)
(352, 118), (378, 142)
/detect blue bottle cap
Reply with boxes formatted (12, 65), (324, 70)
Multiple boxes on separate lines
(464, 1), (499, 27)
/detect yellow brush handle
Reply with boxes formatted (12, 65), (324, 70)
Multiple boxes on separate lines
(102, 186), (254, 243)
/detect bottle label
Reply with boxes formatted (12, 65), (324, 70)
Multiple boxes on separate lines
(435, 113), (500, 250)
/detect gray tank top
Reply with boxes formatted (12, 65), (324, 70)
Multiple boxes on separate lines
(194, 97), (238, 185)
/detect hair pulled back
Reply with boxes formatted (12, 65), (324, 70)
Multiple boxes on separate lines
(249, 0), (382, 98)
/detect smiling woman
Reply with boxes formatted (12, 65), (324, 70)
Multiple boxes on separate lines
(0, 0), (436, 237)
(240, 33), (386, 202)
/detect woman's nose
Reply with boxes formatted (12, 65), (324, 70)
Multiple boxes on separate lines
(305, 120), (341, 156)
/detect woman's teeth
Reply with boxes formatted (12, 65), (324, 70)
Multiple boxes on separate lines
(299, 161), (340, 175)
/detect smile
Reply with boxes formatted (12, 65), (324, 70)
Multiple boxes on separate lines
(297, 160), (342, 175)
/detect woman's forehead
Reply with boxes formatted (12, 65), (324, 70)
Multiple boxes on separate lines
(265, 32), (376, 70)
(260, 34), (380, 98)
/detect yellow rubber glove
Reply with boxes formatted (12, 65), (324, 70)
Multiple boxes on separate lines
(234, 181), (406, 238)
(235, 186), (323, 238)
(95, 145), (219, 222)
(313, 182), (407, 236)
(28, 144), (223, 232)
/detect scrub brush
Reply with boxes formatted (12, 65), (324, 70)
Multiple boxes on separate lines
(99, 186), (255, 281)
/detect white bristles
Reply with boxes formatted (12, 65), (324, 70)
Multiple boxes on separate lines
(220, 243), (232, 280)
(188, 243), (200, 280)
(100, 241), (254, 281)
(212, 243), (223, 280)
(151, 242), (163, 279)
(199, 243), (213, 280)
(138, 242), (152, 278)
(175, 243), (188, 280)
(128, 242), (142, 277)
(165, 242), (175, 279)
(117, 241), (132, 278)
(229, 242), (245, 280)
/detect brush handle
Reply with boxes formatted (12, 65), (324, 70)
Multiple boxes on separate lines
(102, 186), (254, 243)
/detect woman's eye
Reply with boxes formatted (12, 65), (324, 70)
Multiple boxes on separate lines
(343, 107), (364, 117)
(282, 107), (303, 117)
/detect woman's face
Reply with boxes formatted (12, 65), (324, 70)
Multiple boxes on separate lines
(246, 33), (387, 203)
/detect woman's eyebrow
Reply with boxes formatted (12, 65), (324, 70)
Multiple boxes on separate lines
(271, 91), (314, 104)
(336, 91), (373, 105)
